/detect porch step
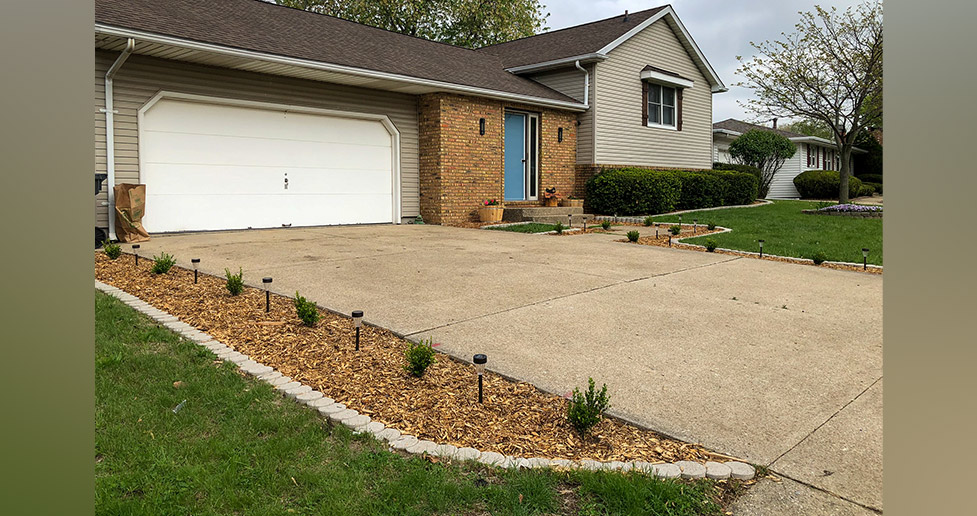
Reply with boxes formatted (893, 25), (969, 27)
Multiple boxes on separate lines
(502, 206), (583, 223)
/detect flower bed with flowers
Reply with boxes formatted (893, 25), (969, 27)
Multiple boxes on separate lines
(803, 204), (882, 218)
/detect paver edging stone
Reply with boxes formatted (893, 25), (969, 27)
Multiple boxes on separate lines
(94, 279), (757, 480)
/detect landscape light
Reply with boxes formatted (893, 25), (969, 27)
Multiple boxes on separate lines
(862, 248), (869, 270)
(191, 258), (200, 284)
(132, 244), (140, 266)
(352, 310), (364, 351)
(693, 219), (698, 234)
(668, 234), (672, 247)
(583, 216), (588, 231)
(262, 277), (272, 312)
(473, 354), (487, 403)
(758, 239), (765, 258)
(568, 213), (572, 229)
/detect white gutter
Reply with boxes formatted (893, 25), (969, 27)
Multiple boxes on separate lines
(95, 24), (587, 112)
(506, 53), (606, 74)
(101, 37), (135, 241)
(574, 60), (590, 108)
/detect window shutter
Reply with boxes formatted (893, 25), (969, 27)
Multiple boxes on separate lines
(676, 88), (683, 131)
(641, 82), (648, 126)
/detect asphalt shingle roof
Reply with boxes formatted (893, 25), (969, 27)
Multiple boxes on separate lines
(713, 118), (806, 139)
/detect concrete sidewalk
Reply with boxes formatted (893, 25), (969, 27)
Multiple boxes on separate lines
(129, 224), (883, 513)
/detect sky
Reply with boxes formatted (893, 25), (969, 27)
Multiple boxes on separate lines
(543, 0), (864, 123)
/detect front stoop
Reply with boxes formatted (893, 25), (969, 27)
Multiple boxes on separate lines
(503, 206), (591, 225)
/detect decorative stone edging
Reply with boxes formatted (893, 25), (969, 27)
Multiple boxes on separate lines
(95, 279), (756, 481)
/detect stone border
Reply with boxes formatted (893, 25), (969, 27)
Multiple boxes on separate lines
(95, 279), (755, 480)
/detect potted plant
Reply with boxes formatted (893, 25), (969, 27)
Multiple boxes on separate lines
(561, 195), (584, 208)
(542, 187), (561, 207)
(477, 199), (504, 222)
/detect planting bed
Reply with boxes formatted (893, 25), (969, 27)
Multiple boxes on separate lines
(95, 252), (726, 464)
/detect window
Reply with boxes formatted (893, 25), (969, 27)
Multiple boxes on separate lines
(647, 84), (677, 128)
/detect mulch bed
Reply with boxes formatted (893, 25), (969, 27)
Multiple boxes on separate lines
(95, 252), (726, 464)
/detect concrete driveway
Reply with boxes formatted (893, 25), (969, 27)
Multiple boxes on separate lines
(134, 224), (883, 513)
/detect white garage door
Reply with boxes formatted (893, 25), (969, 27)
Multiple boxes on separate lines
(139, 97), (396, 232)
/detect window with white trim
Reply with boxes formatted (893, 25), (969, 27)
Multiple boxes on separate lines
(647, 84), (677, 128)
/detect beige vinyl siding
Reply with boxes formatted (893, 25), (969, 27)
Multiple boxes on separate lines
(593, 20), (713, 169)
(527, 68), (586, 102)
(527, 64), (595, 164)
(95, 50), (419, 228)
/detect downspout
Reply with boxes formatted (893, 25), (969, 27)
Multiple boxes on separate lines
(102, 38), (135, 241)
(574, 60), (590, 107)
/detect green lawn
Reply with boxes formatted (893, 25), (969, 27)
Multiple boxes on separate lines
(95, 291), (726, 515)
(652, 200), (883, 265)
(486, 222), (559, 233)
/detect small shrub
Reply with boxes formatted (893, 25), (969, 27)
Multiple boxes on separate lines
(669, 225), (682, 236)
(865, 182), (882, 194)
(626, 230), (640, 242)
(643, 216), (654, 226)
(103, 241), (122, 259)
(707, 222), (716, 230)
(553, 222), (564, 234)
(404, 337), (436, 377)
(793, 170), (862, 200)
(150, 252), (176, 274)
(225, 268), (244, 296)
(566, 378), (610, 437)
(600, 220), (612, 230)
(705, 239), (718, 252)
(413, 214), (425, 224)
(811, 251), (827, 265)
(858, 183), (876, 197)
(293, 291), (320, 326)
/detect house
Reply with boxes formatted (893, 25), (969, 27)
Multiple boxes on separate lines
(713, 119), (863, 199)
(95, 0), (726, 235)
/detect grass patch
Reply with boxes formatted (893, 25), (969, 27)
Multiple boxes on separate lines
(95, 291), (726, 515)
(655, 200), (883, 265)
(485, 223), (558, 233)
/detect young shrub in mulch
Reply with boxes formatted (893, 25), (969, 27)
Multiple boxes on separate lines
(567, 377), (610, 437)
(600, 220), (612, 230)
(707, 222), (717, 230)
(627, 230), (640, 242)
(705, 239), (718, 252)
(404, 337), (436, 377)
(224, 268), (244, 296)
(150, 252), (176, 274)
(294, 291), (321, 327)
(643, 216), (654, 226)
(669, 225), (682, 236)
(553, 222), (564, 235)
(102, 241), (122, 260)
(811, 251), (828, 265)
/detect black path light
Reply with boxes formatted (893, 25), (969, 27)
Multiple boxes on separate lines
(568, 213), (573, 229)
(582, 216), (588, 232)
(655, 223), (659, 239)
(758, 239), (765, 258)
(132, 244), (140, 266)
(473, 354), (487, 403)
(668, 234), (672, 247)
(352, 310), (364, 351)
(191, 258), (200, 284)
(262, 277), (272, 312)
(862, 248), (870, 270)
(693, 219), (698, 235)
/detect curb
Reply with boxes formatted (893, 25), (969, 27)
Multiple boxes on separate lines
(95, 279), (756, 480)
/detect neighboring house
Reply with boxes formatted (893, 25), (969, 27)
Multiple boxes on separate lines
(713, 119), (864, 199)
(95, 0), (725, 234)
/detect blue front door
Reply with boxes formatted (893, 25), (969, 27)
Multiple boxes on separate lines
(504, 113), (526, 201)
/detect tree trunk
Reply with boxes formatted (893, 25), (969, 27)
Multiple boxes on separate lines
(838, 146), (853, 203)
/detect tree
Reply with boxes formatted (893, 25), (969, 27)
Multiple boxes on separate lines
(736, 1), (882, 203)
(277, 0), (549, 49)
(780, 118), (832, 140)
(728, 130), (796, 199)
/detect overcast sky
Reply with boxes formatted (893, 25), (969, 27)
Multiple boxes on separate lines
(544, 0), (864, 123)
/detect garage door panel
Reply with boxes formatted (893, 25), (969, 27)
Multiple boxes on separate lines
(143, 194), (285, 233)
(142, 163), (281, 196)
(287, 168), (392, 195)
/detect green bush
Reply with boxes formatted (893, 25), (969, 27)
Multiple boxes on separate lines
(103, 241), (121, 259)
(705, 239), (718, 252)
(600, 220), (612, 230)
(585, 168), (681, 216)
(294, 291), (320, 327)
(626, 230), (640, 242)
(865, 182), (882, 194)
(713, 162), (762, 182)
(707, 170), (759, 205)
(707, 222), (716, 230)
(727, 130), (797, 198)
(674, 171), (726, 210)
(150, 252), (176, 274)
(858, 173), (883, 184)
(811, 251), (827, 265)
(643, 216), (654, 226)
(224, 268), (244, 296)
(858, 183), (876, 197)
(793, 170), (863, 200)
(553, 222), (564, 234)
(566, 377), (610, 437)
(404, 337), (437, 377)
(669, 225), (682, 236)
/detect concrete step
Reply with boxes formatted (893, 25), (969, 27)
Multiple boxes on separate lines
(503, 206), (584, 222)
(528, 214), (594, 225)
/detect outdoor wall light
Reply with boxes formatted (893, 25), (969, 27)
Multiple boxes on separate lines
(262, 277), (273, 312)
(473, 354), (487, 403)
(352, 310), (364, 351)
(191, 258), (200, 284)
(558, 127), (564, 142)
(862, 248), (869, 270)
(479, 118), (485, 135)
(758, 239), (765, 258)
(132, 244), (140, 266)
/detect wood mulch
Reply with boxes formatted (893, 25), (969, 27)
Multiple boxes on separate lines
(95, 252), (726, 464)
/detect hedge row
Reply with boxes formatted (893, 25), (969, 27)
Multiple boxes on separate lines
(793, 170), (863, 199)
(585, 167), (758, 216)
(857, 173), (883, 184)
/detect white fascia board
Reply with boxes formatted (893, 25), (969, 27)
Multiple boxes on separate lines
(505, 53), (606, 74)
(640, 69), (693, 89)
(95, 24), (588, 112)
(713, 129), (742, 137)
(597, 6), (727, 93)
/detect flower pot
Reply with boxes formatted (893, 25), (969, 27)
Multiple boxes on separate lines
(478, 206), (504, 223)
(543, 197), (560, 207)
(561, 199), (584, 208)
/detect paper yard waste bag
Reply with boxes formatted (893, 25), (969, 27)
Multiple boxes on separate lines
(114, 183), (150, 242)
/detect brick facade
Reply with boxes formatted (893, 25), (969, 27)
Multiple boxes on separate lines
(418, 93), (578, 225)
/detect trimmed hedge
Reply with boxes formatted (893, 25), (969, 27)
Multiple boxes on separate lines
(864, 181), (882, 194)
(858, 173), (883, 184)
(859, 183), (876, 197)
(585, 167), (758, 216)
(793, 170), (863, 199)
(713, 162), (762, 182)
